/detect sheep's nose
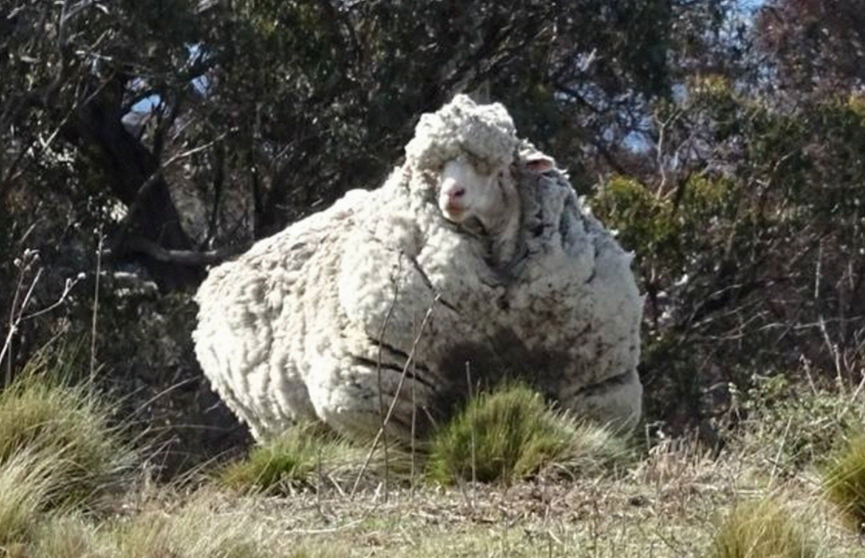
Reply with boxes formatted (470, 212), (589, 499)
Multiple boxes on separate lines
(441, 176), (465, 199)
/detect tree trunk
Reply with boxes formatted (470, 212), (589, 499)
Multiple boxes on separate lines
(63, 82), (205, 292)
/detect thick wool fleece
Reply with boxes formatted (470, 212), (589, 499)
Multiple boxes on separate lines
(405, 94), (518, 173)
(193, 95), (643, 443)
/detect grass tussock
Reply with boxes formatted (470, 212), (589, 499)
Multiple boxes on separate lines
(0, 448), (68, 547)
(215, 420), (361, 494)
(0, 365), (135, 512)
(426, 382), (632, 485)
(823, 431), (865, 533)
(710, 498), (816, 558)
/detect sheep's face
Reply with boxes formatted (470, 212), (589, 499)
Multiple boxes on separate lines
(437, 156), (505, 226)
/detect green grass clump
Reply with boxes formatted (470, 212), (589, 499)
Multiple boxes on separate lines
(710, 498), (816, 558)
(823, 431), (865, 532)
(0, 360), (135, 513)
(215, 420), (356, 494)
(426, 382), (631, 485)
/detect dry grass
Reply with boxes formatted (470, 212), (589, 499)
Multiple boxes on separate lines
(0, 352), (136, 513)
(5, 428), (865, 558)
(824, 431), (865, 533)
(3, 360), (865, 558)
(0, 448), (66, 547)
(709, 498), (816, 558)
(107, 489), (285, 558)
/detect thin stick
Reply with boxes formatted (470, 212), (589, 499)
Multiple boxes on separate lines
(1, 261), (81, 381)
(375, 275), (399, 503)
(317, 444), (323, 513)
(467, 361), (476, 496)
(90, 229), (103, 383)
(351, 294), (440, 498)
(840, 373), (865, 420)
(1, 265), (42, 381)
(5, 255), (30, 380)
(410, 355), (417, 494)
(410, 302), (420, 495)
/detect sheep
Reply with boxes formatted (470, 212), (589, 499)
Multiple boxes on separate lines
(193, 94), (643, 445)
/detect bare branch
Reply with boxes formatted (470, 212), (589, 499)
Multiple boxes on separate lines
(111, 237), (249, 266)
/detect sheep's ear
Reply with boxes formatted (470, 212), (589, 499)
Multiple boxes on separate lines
(524, 154), (555, 173)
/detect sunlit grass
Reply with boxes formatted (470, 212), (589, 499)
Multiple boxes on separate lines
(20, 488), (315, 558)
(710, 498), (816, 558)
(0, 448), (66, 547)
(3, 347), (864, 558)
(214, 420), (363, 494)
(0, 362), (135, 512)
(426, 382), (632, 485)
(110, 492), (268, 558)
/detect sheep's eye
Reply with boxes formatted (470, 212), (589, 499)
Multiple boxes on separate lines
(422, 168), (441, 187)
(475, 160), (492, 176)
(465, 153), (491, 175)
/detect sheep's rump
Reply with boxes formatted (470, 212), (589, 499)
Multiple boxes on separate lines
(193, 101), (643, 444)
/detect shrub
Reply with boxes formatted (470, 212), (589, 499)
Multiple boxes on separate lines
(426, 382), (631, 485)
(734, 375), (865, 472)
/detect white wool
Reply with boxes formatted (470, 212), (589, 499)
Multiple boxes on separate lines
(405, 94), (518, 173)
(193, 95), (643, 444)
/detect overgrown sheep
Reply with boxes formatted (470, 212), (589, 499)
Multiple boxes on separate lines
(193, 94), (643, 444)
